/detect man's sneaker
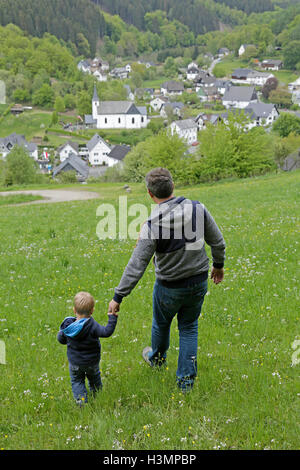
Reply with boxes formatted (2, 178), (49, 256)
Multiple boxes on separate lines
(142, 346), (153, 366)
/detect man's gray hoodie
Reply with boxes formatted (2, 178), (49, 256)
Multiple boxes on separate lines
(113, 196), (225, 303)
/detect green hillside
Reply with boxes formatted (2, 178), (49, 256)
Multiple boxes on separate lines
(0, 170), (299, 449)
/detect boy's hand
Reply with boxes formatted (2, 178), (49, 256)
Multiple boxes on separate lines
(108, 299), (120, 315)
(210, 267), (224, 284)
(108, 311), (118, 317)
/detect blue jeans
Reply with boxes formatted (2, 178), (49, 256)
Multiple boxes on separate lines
(149, 279), (208, 390)
(69, 362), (102, 402)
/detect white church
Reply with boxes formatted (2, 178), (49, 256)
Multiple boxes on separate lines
(85, 85), (148, 130)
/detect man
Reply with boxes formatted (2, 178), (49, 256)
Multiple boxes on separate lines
(108, 167), (225, 391)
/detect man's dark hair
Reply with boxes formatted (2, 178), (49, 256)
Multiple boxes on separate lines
(145, 167), (174, 199)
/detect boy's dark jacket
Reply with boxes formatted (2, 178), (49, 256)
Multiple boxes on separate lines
(57, 315), (117, 366)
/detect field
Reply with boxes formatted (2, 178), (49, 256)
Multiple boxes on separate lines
(0, 194), (43, 206)
(0, 170), (299, 450)
(213, 55), (298, 86)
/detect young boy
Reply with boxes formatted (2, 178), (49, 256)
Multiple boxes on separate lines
(57, 291), (118, 405)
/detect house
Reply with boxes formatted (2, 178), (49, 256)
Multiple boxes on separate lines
(222, 86), (258, 109)
(231, 68), (253, 82)
(288, 77), (300, 92)
(292, 90), (300, 106)
(195, 113), (223, 131)
(247, 71), (274, 86)
(77, 60), (91, 74)
(238, 44), (255, 57)
(243, 103), (279, 128)
(261, 60), (283, 71)
(109, 67), (129, 79)
(0, 133), (38, 159)
(138, 60), (155, 69)
(53, 154), (89, 181)
(84, 114), (97, 128)
(135, 88), (154, 100)
(194, 70), (212, 85)
(91, 85), (148, 129)
(57, 141), (79, 162)
(150, 95), (169, 112)
(186, 66), (200, 81)
(170, 119), (198, 144)
(86, 134), (112, 166)
(232, 68), (274, 86)
(198, 76), (216, 88)
(161, 81), (184, 96)
(218, 47), (230, 57)
(215, 79), (232, 95)
(160, 101), (184, 118)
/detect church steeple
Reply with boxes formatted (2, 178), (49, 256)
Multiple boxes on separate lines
(92, 84), (99, 102)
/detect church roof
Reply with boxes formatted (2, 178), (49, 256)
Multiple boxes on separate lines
(97, 101), (142, 115)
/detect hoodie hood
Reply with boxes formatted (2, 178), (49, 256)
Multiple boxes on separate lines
(146, 196), (204, 251)
(60, 316), (90, 338)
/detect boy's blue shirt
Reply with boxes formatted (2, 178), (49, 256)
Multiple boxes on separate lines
(57, 315), (117, 366)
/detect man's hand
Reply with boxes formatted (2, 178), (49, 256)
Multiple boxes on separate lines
(108, 299), (120, 315)
(210, 267), (224, 285)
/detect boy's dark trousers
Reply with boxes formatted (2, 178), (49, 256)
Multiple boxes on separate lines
(69, 362), (102, 403)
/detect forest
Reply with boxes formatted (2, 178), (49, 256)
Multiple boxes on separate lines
(0, 0), (109, 56)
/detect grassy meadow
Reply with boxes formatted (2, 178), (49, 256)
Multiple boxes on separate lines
(0, 170), (299, 450)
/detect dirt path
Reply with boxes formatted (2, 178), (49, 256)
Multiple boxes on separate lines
(0, 189), (100, 205)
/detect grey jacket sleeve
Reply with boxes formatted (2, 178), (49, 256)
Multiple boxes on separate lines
(204, 206), (226, 268)
(113, 223), (156, 303)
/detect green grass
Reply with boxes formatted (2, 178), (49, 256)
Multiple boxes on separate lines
(0, 194), (43, 205)
(0, 170), (299, 450)
(0, 109), (52, 141)
(272, 70), (299, 86)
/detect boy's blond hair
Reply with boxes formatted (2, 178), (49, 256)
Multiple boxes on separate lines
(74, 291), (95, 316)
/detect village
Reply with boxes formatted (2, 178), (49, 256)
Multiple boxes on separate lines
(1, 43), (300, 181)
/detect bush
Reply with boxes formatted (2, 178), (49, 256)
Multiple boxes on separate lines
(56, 170), (77, 183)
(2, 146), (38, 186)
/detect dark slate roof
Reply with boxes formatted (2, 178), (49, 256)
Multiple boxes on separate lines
(53, 154), (89, 178)
(223, 86), (257, 102)
(108, 145), (131, 161)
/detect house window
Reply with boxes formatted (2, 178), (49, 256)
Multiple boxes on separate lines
(118, 118), (121, 123)
(132, 117), (135, 124)
(141, 117), (144, 123)
(105, 118), (107, 124)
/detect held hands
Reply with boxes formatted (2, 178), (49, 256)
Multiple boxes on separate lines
(108, 299), (120, 316)
(210, 267), (224, 285)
